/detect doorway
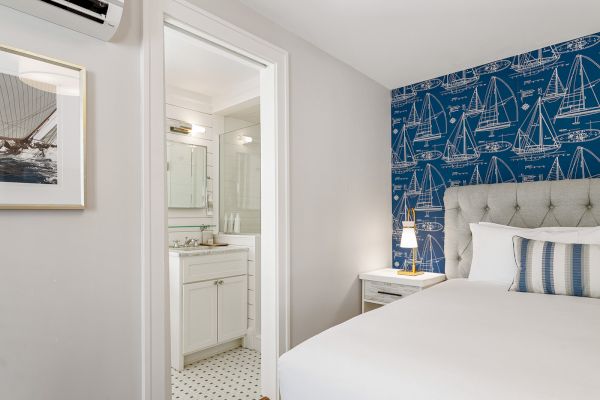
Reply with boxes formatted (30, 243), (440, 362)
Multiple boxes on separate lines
(141, 1), (290, 399)
(164, 23), (262, 399)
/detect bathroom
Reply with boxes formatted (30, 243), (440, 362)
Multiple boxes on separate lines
(163, 25), (262, 400)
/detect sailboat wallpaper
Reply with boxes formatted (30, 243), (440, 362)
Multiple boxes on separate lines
(391, 32), (600, 273)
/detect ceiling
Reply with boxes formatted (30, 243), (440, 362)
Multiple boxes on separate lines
(239, 0), (600, 89)
(164, 26), (259, 98)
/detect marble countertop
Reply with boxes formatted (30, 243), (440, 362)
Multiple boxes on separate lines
(168, 245), (248, 257)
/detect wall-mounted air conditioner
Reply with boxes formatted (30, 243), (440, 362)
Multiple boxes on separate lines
(0, 0), (124, 41)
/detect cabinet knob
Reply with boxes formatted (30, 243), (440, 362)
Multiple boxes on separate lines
(218, 280), (224, 285)
(214, 280), (219, 285)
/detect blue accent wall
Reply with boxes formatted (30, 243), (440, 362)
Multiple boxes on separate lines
(391, 33), (600, 273)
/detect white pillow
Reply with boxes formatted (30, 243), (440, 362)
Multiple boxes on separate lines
(468, 223), (595, 287)
(479, 222), (600, 244)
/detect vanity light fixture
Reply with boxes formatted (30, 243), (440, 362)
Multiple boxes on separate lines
(170, 123), (207, 136)
(191, 124), (206, 135)
(237, 135), (253, 144)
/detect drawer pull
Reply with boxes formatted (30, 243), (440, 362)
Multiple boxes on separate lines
(377, 291), (403, 297)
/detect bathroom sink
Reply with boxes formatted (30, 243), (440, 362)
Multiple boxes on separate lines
(170, 244), (229, 251)
(170, 246), (212, 251)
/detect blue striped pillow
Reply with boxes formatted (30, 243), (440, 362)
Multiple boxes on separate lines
(510, 236), (600, 298)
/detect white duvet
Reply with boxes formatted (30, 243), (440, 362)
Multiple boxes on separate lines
(279, 279), (600, 400)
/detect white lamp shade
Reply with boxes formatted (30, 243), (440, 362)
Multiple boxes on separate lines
(400, 221), (418, 248)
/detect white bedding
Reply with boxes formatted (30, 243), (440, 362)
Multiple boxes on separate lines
(279, 279), (600, 400)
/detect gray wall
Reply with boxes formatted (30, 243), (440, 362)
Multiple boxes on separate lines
(0, 3), (141, 400)
(0, 0), (390, 398)
(187, 0), (392, 346)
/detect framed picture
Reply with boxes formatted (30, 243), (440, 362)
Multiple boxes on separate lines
(0, 44), (85, 209)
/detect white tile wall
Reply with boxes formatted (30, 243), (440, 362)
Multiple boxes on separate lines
(166, 92), (219, 243)
(218, 234), (261, 352)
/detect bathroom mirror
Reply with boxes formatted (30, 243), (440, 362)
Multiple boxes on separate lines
(167, 141), (207, 208)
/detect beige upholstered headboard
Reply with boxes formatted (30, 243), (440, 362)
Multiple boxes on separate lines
(443, 178), (600, 279)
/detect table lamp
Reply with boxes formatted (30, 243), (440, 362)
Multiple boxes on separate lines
(398, 208), (423, 276)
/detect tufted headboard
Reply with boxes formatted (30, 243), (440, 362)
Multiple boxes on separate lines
(443, 178), (600, 279)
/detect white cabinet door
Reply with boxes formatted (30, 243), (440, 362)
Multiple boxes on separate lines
(183, 280), (218, 354)
(217, 275), (248, 342)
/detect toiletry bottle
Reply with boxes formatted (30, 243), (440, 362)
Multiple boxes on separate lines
(223, 214), (229, 233)
(228, 212), (235, 233)
(233, 213), (241, 233)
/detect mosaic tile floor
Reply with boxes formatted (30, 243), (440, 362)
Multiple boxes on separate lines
(171, 347), (261, 400)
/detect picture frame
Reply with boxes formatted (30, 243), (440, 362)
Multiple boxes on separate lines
(0, 44), (86, 209)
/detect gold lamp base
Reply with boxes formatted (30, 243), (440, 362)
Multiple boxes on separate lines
(397, 270), (424, 276)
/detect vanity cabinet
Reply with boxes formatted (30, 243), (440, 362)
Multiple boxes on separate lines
(170, 249), (248, 370)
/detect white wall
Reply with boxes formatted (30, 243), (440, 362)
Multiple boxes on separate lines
(187, 0), (392, 346)
(0, 0), (390, 397)
(0, 2), (142, 400)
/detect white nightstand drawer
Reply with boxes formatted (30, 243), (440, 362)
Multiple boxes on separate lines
(363, 280), (420, 304)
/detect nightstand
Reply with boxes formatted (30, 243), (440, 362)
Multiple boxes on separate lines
(358, 269), (446, 313)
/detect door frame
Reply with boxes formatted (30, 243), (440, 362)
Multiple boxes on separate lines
(141, 1), (290, 399)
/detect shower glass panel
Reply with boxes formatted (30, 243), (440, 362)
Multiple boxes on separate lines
(220, 123), (261, 234)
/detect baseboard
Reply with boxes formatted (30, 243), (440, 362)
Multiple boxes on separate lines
(184, 338), (243, 366)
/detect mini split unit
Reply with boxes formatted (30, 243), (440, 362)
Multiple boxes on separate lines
(0, 0), (124, 41)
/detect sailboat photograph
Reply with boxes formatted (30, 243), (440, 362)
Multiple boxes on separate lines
(443, 113), (480, 163)
(476, 76), (518, 133)
(0, 73), (58, 185)
(555, 55), (600, 124)
(513, 97), (561, 157)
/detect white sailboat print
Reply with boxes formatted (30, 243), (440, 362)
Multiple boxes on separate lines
(543, 68), (566, 102)
(546, 157), (565, 181)
(442, 69), (479, 93)
(469, 165), (483, 185)
(512, 97), (560, 156)
(511, 46), (560, 75)
(414, 93), (447, 143)
(555, 35), (600, 53)
(418, 235), (445, 273)
(465, 87), (484, 116)
(443, 113), (479, 163)
(392, 125), (417, 169)
(415, 164), (446, 212)
(406, 171), (420, 195)
(412, 79), (442, 91)
(475, 59), (512, 75)
(555, 55), (600, 124)
(406, 103), (420, 128)
(392, 86), (417, 106)
(394, 191), (412, 222)
(484, 156), (516, 184)
(476, 77), (518, 133)
(567, 147), (600, 179)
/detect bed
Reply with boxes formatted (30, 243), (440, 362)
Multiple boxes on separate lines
(279, 179), (600, 400)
